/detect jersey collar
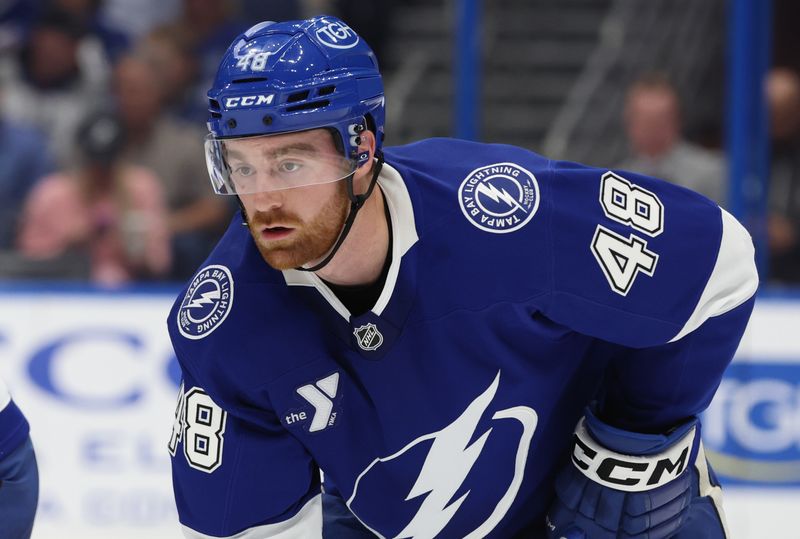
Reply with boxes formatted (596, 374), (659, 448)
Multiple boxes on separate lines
(281, 162), (419, 321)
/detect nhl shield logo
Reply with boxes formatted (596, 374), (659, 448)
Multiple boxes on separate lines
(353, 323), (383, 351)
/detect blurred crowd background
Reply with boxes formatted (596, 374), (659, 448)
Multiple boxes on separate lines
(0, 0), (797, 286)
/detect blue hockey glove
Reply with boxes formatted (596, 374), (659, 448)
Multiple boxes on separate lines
(546, 408), (727, 539)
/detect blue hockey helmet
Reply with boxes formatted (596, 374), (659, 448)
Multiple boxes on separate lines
(205, 16), (385, 194)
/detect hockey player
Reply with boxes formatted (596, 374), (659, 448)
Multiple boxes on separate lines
(0, 378), (38, 539)
(167, 16), (758, 538)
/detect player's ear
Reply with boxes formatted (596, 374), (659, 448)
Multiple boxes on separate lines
(353, 129), (377, 185)
(357, 129), (376, 166)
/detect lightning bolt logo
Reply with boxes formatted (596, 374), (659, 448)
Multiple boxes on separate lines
(347, 371), (538, 539)
(187, 289), (221, 309)
(458, 162), (540, 233)
(475, 182), (527, 214)
(395, 373), (499, 538)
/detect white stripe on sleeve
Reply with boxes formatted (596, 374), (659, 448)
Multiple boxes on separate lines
(669, 208), (758, 343)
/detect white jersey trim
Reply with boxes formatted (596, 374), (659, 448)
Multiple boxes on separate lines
(181, 493), (322, 539)
(669, 208), (758, 343)
(282, 162), (419, 319)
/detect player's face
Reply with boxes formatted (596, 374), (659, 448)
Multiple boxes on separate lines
(236, 130), (350, 270)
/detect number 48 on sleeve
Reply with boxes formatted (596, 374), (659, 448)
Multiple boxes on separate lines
(591, 172), (663, 296)
(168, 382), (228, 473)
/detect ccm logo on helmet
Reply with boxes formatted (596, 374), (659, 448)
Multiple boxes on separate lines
(224, 94), (274, 109)
(570, 418), (695, 492)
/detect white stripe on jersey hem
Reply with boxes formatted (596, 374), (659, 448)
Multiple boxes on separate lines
(282, 162), (419, 320)
(669, 208), (758, 343)
(181, 494), (322, 539)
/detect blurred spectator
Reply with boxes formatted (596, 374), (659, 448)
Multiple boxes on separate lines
(113, 53), (230, 280)
(16, 111), (171, 285)
(619, 73), (727, 206)
(99, 0), (181, 42)
(766, 68), (800, 284)
(48, 0), (131, 62)
(0, 0), (37, 51)
(0, 7), (110, 167)
(0, 102), (56, 249)
(136, 28), (199, 121)
(156, 0), (247, 121)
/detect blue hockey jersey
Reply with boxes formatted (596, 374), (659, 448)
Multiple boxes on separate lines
(167, 138), (757, 538)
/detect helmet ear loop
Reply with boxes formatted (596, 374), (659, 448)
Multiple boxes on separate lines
(347, 149), (383, 209)
(349, 118), (372, 168)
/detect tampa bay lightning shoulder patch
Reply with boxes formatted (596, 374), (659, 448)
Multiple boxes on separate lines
(177, 264), (235, 340)
(458, 162), (540, 233)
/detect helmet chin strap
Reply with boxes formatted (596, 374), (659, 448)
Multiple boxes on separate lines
(296, 150), (385, 273)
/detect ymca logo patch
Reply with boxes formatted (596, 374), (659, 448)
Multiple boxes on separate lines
(178, 264), (234, 340)
(353, 323), (383, 351)
(289, 372), (340, 433)
(458, 162), (540, 233)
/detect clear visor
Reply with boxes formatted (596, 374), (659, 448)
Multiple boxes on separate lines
(204, 132), (357, 194)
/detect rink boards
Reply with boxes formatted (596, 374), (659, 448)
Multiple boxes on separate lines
(0, 287), (796, 538)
